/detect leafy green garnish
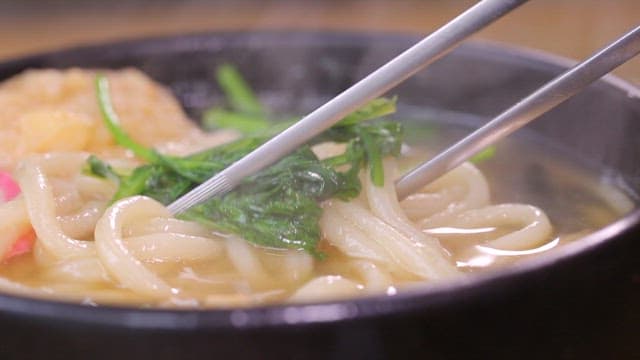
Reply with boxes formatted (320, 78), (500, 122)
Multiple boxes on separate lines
(96, 76), (159, 163)
(202, 64), (269, 134)
(86, 155), (119, 181)
(88, 70), (402, 256)
(181, 148), (346, 257)
(338, 96), (397, 126)
(203, 108), (270, 135)
(470, 145), (497, 164)
(216, 63), (264, 115)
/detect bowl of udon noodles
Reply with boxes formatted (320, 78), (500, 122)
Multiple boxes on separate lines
(0, 31), (637, 359)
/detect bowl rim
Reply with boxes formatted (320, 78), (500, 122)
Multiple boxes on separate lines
(0, 30), (638, 331)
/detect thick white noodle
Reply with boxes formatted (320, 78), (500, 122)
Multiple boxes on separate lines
(0, 143), (557, 306)
(274, 250), (314, 285)
(363, 160), (456, 275)
(364, 160), (442, 247)
(401, 162), (490, 227)
(349, 260), (393, 293)
(126, 217), (213, 238)
(94, 196), (173, 298)
(439, 204), (552, 250)
(325, 200), (458, 280)
(16, 155), (96, 259)
(124, 215), (227, 264)
(225, 237), (314, 288)
(225, 236), (273, 286)
(289, 275), (362, 303)
(50, 178), (83, 215)
(75, 175), (118, 200)
(126, 233), (224, 262)
(58, 201), (105, 240)
(320, 208), (390, 264)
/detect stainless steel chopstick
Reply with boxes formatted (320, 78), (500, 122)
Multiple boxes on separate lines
(395, 25), (640, 200)
(167, 0), (529, 214)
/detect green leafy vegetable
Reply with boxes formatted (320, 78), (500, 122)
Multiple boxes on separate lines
(87, 69), (403, 256)
(181, 148), (348, 257)
(470, 145), (496, 164)
(86, 155), (119, 181)
(96, 75), (159, 163)
(338, 96), (397, 126)
(216, 63), (264, 115)
(202, 108), (270, 135)
(202, 63), (269, 134)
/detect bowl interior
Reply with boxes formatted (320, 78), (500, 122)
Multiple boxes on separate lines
(0, 31), (638, 329)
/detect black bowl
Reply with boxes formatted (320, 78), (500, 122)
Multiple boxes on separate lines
(0, 32), (638, 360)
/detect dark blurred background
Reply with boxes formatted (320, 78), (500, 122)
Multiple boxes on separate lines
(0, 0), (638, 84)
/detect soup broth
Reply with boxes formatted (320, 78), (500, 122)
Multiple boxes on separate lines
(401, 118), (635, 271)
(0, 68), (634, 308)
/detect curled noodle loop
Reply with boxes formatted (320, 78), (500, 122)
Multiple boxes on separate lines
(95, 196), (174, 298)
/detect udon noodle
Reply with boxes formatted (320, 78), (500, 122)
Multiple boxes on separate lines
(0, 68), (630, 307)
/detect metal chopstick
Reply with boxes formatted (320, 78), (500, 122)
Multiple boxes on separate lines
(395, 25), (640, 200)
(168, 0), (529, 214)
